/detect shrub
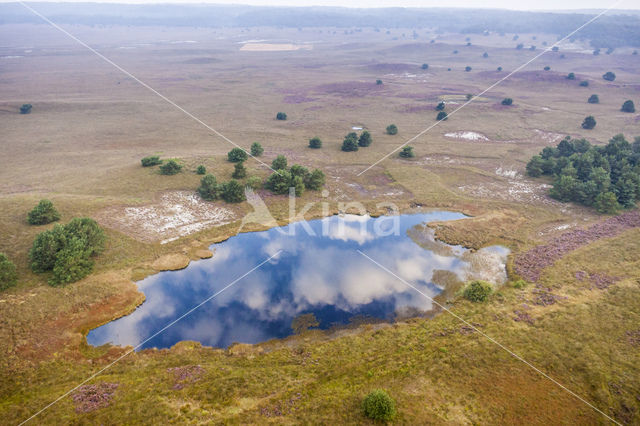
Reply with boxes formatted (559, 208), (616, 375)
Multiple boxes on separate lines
(421, 63), (428, 70)
(466, 94), (473, 101)
(220, 179), (246, 203)
(512, 279), (527, 289)
(436, 111), (448, 121)
(228, 147), (248, 163)
(197, 174), (218, 201)
(141, 156), (162, 167)
(196, 165), (206, 175)
(272, 155), (288, 170)
(309, 137), (322, 149)
(453, 50), (458, 54)
(0, 253), (18, 291)
(358, 131), (372, 147)
(516, 43), (524, 49)
(232, 162), (247, 179)
(483, 52), (488, 58)
(29, 218), (105, 285)
(159, 160), (182, 175)
(579, 81), (589, 87)
(602, 71), (616, 81)
(497, 66), (503, 71)
(246, 176), (263, 190)
(543, 66), (550, 71)
(593, 49), (600, 56)
(342, 137), (358, 152)
(362, 390), (396, 421)
(566, 72), (575, 80)
(595, 191), (619, 214)
(463, 280), (493, 302)
(530, 45), (537, 51)
(501, 98), (513, 106)
(20, 104), (32, 114)
(399, 146), (415, 158)
(588, 94), (599, 104)
(376, 79), (383, 85)
(435, 101), (445, 111)
(621, 100), (635, 113)
(465, 66), (472, 72)
(276, 112), (287, 120)
(27, 199), (60, 225)
(552, 46), (559, 51)
(386, 124), (398, 135)
(304, 169), (326, 190)
(250, 142), (264, 157)
(581, 116), (596, 130)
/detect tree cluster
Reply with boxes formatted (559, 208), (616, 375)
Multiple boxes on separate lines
(342, 131), (373, 151)
(159, 159), (182, 175)
(265, 159), (325, 196)
(197, 174), (247, 203)
(526, 134), (640, 213)
(29, 218), (106, 286)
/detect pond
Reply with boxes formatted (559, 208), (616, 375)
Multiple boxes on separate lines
(87, 212), (509, 350)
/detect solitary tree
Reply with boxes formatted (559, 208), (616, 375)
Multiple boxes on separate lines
(376, 79), (383, 85)
(159, 160), (182, 175)
(621, 100), (636, 113)
(141, 156), (162, 167)
(20, 104), (32, 114)
(579, 81), (589, 87)
(386, 124), (398, 135)
(566, 72), (576, 80)
(309, 137), (322, 149)
(399, 146), (415, 158)
(197, 174), (218, 201)
(250, 142), (264, 157)
(588, 94), (599, 104)
(463, 280), (493, 302)
(341, 135), (359, 152)
(465, 66), (472, 72)
(358, 131), (372, 147)
(196, 165), (206, 175)
(227, 147), (248, 163)
(436, 111), (448, 121)
(482, 52), (489, 58)
(501, 98), (513, 106)
(552, 46), (559, 52)
(602, 71), (616, 81)
(232, 162), (247, 179)
(271, 155), (287, 170)
(362, 390), (396, 421)
(435, 101), (445, 111)
(581, 116), (597, 130)
(497, 66), (503, 71)
(0, 253), (18, 291)
(516, 43), (524, 50)
(421, 63), (429, 70)
(27, 200), (61, 225)
(543, 66), (551, 71)
(276, 112), (287, 120)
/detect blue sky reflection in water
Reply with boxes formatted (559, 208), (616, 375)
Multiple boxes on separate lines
(88, 212), (508, 350)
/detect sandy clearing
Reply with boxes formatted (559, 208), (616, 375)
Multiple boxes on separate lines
(445, 131), (490, 141)
(240, 43), (312, 51)
(97, 191), (236, 243)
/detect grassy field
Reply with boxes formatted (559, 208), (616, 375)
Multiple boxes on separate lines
(1, 22), (639, 424)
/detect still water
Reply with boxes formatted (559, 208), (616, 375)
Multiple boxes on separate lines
(88, 212), (507, 350)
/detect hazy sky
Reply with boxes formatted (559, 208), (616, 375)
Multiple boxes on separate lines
(3, 0), (636, 11)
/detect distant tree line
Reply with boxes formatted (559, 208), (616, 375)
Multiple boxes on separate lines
(526, 134), (640, 213)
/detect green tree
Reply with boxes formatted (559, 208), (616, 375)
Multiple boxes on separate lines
(227, 148), (248, 163)
(27, 199), (60, 225)
(250, 142), (264, 157)
(304, 169), (325, 190)
(526, 155), (544, 177)
(465, 66), (472, 72)
(20, 104), (32, 114)
(265, 170), (293, 195)
(159, 160), (182, 175)
(362, 390), (397, 421)
(501, 98), (513, 106)
(376, 79), (383, 85)
(29, 225), (67, 273)
(220, 180), (246, 203)
(588, 94), (599, 104)
(581, 116), (596, 130)
(232, 162), (247, 179)
(435, 101), (445, 111)
(49, 238), (94, 286)
(602, 71), (616, 81)
(566, 72), (575, 80)
(290, 164), (310, 180)
(579, 81), (589, 87)
(342, 133), (359, 152)
(463, 280), (493, 302)
(621, 100), (636, 113)
(276, 112), (287, 120)
(358, 131), (372, 147)
(246, 176), (263, 190)
(63, 217), (105, 257)
(436, 111), (448, 121)
(594, 191), (619, 213)
(141, 156), (162, 167)
(0, 253), (18, 291)
(196, 165), (206, 175)
(291, 175), (305, 197)
(271, 155), (288, 170)
(543, 66), (550, 71)
(497, 66), (503, 71)
(197, 174), (218, 201)
(421, 63), (429, 69)
(483, 52), (489, 58)
(399, 146), (415, 158)
(550, 175), (578, 202)
(309, 137), (322, 149)
(386, 124), (398, 135)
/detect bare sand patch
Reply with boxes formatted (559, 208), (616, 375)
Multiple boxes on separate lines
(97, 191), (236, 243)
(240, 43), (312, 51)
(445, 131), (490, 141)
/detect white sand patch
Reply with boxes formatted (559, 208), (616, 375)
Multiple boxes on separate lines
(445, 131), (489, 141)
(352, 126), (363, 130)
(495, 167), (518, 179)
(240, 43), (312, 51)
(98, 191), (236, 243)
